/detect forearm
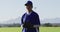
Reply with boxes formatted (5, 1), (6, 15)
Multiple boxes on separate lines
(33, 25), (40, 28)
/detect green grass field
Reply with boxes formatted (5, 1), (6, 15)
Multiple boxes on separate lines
(0, 27), (60, 32)
(0, 27), (21, 32)
(40, 27), (60, 32)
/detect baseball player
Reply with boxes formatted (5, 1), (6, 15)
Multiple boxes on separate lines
(21, 1), (40, 32)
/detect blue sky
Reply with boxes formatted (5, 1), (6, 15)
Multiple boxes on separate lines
(0, 0), (60, 21)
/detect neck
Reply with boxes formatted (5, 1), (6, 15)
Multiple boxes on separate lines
(28, 10), (32, 13)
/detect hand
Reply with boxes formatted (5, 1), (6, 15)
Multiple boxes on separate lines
(23, 22), (33, 28)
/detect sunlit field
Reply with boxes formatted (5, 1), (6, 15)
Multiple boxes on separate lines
(0, 27), (60, 32)
(0, 27), (21, 32)
(40, 27), (60, 32)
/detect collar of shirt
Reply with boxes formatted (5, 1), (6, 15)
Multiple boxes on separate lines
(26, 11), (33, 15)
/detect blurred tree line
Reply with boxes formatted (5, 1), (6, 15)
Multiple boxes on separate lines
(0, 23), (21, 27)
(41, 23), (60, 27)
(0, 23), (60, 27)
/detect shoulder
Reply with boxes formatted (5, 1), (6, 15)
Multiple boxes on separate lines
(32, 11), (39, 17)
(22, 13), (26, 18)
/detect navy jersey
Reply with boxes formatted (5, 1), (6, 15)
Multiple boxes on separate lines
(21, 11), (40, 32)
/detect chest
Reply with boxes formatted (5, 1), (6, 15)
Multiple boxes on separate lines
(23, 14), (35, 23)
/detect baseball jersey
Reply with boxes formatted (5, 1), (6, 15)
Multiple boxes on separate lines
(21, 11), (40, 32)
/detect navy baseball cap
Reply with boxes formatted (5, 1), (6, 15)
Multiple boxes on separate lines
(25, 1), (33, 6)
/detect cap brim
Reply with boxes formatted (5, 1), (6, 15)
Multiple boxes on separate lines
(25, 3), (30, 6)
(25, 4), (28, 6)
(25, 4), (32, 6)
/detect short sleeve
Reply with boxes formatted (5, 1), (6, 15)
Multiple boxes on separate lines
(35, 15), (40, 25)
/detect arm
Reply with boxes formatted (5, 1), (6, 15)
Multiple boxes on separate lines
(33, 14), (40, 28)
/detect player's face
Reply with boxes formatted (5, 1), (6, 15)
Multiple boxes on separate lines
(26, 5), (32, 11)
